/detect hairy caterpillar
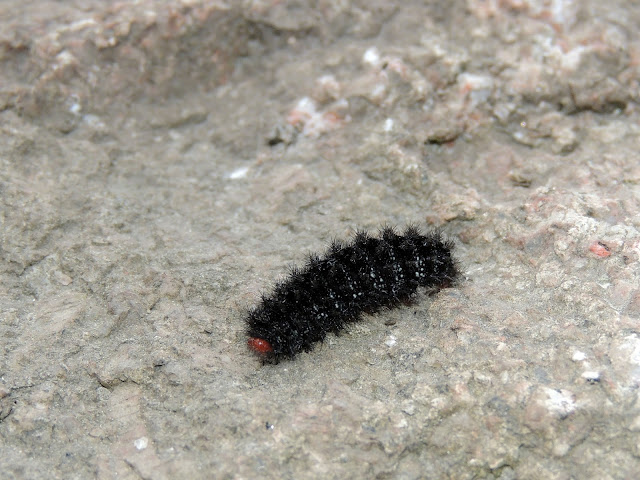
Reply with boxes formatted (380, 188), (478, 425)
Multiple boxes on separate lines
(246, 226), (459, 361)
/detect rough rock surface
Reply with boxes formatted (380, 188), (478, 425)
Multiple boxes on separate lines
(1, 1), (639, 479)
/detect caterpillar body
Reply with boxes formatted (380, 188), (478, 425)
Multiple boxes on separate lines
(246, 226), (459, 361)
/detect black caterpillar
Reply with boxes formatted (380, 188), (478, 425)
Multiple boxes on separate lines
(246, 226), (459, 361)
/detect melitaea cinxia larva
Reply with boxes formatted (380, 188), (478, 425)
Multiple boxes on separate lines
(246, 226), (459, 362)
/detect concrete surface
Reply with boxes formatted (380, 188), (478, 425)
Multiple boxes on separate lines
(1, 1), (639, 479)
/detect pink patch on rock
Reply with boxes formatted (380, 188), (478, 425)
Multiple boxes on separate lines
(589, 241), (611, 258)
